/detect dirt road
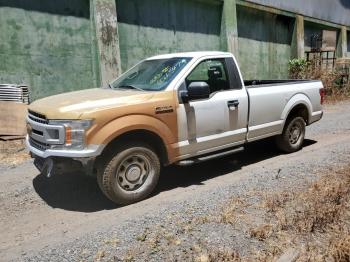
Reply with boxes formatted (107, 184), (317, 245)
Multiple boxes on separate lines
(1, 101), (350, 261)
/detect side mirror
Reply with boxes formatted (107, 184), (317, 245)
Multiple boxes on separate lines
(181, 82), (210, 103)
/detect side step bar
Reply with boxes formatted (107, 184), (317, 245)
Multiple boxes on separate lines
(177, 146), (244, 166)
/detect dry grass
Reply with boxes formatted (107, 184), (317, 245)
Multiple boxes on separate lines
(0, 139), (30, 166)
(264, 191), (292, 213)
(117, 165), (350, 261)
(249, 224), (273, 241)
(311, 70), (350, 103)
(330, 235), (350, 262)
(127, 215), (243, 262)
(208, 165), (350, 261)
(275, 172), (349, 233)
(195, 249), (241, 262)
(289, 58), (350, 103)
(220, 197), (249, 225)
(253, 165), (350, 261)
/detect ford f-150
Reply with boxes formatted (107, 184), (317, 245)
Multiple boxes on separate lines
(26, 51), (324, 204)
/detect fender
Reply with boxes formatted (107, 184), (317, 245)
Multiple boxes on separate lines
(87, 114), (176, 146)
(281, 93), (312, 126)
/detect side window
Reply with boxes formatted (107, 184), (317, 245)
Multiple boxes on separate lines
(225, 57), (242, 90)
(186, 59), (230, 94)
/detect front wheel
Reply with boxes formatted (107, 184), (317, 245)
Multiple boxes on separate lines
(97, 142), (160, 205)
(276, 116), (306, 153)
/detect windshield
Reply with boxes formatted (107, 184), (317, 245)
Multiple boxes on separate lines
(110, 57), (192, 91)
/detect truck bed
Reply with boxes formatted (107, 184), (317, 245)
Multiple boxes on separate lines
(244, 79), (318, 88)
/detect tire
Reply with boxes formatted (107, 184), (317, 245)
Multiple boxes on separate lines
(276, 116), (306, 153)
(97, 142), (160, 205)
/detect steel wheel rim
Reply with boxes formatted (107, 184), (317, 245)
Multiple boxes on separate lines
(288, 121), (303, 144)
(116, 153), (152, 191)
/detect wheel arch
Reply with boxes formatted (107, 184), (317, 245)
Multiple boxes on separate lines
(89, 114), (179, 168)
(281, 94), (312, 127)
(98, 129), (170, 166)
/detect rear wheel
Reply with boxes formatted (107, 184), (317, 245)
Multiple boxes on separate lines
(276, 116), (306, 153)
(97, 142), (160, 205)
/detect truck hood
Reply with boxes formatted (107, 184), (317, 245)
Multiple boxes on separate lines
(29, 88), (154, 119)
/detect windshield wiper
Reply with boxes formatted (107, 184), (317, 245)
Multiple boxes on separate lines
(118, 85), (144, 91)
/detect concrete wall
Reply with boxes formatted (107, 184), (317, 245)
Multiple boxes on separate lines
(236, 5), (294, 79)
(0, 0), (99, 100)
(117, 0), (294, 79)
(0, 0), (348, 100)
(116, 0), (223, 72)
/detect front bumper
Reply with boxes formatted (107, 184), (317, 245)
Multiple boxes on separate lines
(32, 154), (96, 177)
(26, 135), (105, 158)
(26, 135), (104, 177)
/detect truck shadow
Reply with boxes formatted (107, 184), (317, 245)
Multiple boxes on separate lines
(156, 138), (316, 193)
(33, 172), (118, 211)
(32, 138), (316, 212)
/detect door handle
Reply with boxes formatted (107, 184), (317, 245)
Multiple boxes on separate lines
(227, 100), (239, 108)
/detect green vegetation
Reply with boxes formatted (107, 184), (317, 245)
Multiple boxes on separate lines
(288, 58), (350, 102)
(288, 58), (310, 79)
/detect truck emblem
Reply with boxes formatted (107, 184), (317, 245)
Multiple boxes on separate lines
(155, 106), (174, 114)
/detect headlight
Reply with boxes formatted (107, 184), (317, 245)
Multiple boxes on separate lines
(49, 120), (93, 150)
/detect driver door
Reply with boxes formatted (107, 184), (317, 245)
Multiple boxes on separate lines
(176, 58), (248, 159)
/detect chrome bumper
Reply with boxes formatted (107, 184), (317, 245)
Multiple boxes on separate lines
(26, 135), (105, 158)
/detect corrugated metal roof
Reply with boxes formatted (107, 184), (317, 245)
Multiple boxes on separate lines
(244, 0), (350, 26)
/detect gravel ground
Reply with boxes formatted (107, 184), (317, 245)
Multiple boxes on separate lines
(0, 139), (29, 166)
(1, 101), (350, 261)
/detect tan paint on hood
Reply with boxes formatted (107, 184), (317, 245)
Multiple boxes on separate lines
(29, 88), (154, 119)
(29, 88), (180, 163)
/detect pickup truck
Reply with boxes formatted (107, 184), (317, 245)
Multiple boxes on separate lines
(26, 51), (324, 205)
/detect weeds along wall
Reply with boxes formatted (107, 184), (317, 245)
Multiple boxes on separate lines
(0, 0), (348, 100)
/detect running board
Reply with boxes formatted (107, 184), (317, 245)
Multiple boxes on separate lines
(177, 146), (244, 166)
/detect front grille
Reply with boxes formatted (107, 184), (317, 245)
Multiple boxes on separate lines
(28, 110), (48, 124)
(29, 137), (50, 151)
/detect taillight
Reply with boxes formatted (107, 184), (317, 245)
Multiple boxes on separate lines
(319, 88), (325, 105)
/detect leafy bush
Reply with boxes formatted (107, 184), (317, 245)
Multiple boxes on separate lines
(288, 59), (310, 79)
